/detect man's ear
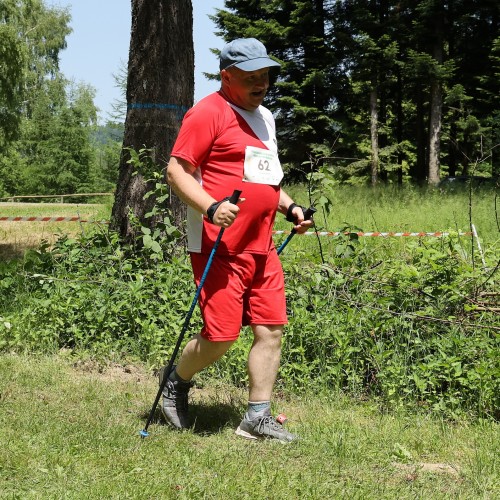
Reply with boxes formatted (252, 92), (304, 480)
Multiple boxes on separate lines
(220, 69), (231, 85)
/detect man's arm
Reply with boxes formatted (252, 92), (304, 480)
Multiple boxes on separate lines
(166, 156), (240, 227)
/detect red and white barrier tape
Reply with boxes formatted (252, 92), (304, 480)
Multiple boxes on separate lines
(273, 230), (472, 237)
(0, 216), (472, 237)
(0, 216), (106, 223)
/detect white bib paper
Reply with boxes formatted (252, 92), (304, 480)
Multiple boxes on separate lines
(243, 146), (284, 186)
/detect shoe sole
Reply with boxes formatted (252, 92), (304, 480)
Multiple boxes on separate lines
(235, 426), (295, 444)
(235, 426), (259, 440)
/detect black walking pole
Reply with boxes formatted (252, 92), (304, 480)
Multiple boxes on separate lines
(277, 206), (316, 255)
(140, 189), (242, 438)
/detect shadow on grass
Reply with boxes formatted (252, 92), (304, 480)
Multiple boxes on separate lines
(190, 400), (243, 434)
(139, 400), (243, 436)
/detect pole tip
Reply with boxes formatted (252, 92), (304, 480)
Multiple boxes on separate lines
(139, 429), (149, 438)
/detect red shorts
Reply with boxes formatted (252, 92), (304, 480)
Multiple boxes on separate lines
(189, 249), (287, 341)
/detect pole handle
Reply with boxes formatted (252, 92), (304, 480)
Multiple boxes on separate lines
(290, 205), (316, 236)
(277, 205), (316, 255)
(228, 190), (242, 205)
(302, 206), (317, 222)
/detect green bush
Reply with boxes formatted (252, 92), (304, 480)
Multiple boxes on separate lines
(0, 230), (199, 361)
(1, 225), (498, 420)
(280, 235), (499, 419)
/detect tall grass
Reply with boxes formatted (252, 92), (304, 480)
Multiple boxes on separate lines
(282, 184), (499, 245)
(276, 186), (500, 258)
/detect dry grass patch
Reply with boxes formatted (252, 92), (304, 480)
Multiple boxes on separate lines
(0, 202), (109, 259)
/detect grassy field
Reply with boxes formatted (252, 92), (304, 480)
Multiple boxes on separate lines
(0, 201), (111, 260)
(2, 186), (498, 260)
(283, 184), (499, 238)
(0, 354), (498, 499)
(1, 187), (498, 498)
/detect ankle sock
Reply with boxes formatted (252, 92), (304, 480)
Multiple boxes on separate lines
(247, 401), (271, 418)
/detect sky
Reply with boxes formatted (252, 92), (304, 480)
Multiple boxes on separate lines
(45, 0), (225, 123)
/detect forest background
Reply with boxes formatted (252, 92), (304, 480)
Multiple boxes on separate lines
(1, 0), (499, 200)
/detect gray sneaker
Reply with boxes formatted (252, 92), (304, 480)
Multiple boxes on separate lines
(159, 366), (193, 429)
(235, 411), (297, 443)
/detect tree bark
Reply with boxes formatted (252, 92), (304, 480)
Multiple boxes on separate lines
(110, 0), (194, 241)
(411, 88), (427, 184)
(370, 87), (379, 186)
(396, 64), (403, 185)
(448, 119), (458, 177)
(428, 79), (442, 185)
(428, 13), (444, 186)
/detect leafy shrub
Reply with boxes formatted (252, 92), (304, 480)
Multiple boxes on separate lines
(275, 235), (499, 419)
(0, 229), (199, 362)
(0, 223), (498, 419)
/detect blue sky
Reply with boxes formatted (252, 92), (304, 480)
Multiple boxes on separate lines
(46, 0), (225, 122)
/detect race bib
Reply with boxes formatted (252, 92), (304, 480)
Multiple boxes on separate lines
(243, 146), (284, 186)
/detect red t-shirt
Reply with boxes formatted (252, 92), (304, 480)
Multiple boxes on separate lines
(171, 91), (280, 255)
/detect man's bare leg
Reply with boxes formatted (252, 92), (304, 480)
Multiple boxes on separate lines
(247, 324), (283, 401)
(235, 324), (296, 441)
(175, 334), (235, 381)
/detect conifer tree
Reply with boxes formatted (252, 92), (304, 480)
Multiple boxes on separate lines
(212, 0), (499, 184)
(212, 0), (339, 176)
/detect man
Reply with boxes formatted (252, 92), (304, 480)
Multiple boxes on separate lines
(165, 38), (312, 442)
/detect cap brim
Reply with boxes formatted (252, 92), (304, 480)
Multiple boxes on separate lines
(233, 57), (281, 72)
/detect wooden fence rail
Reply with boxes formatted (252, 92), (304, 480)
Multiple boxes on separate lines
(0, 193), (113, 203)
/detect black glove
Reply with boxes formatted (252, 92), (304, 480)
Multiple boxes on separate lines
(206, 196), (230, 223)
(286, 203), (307, 224)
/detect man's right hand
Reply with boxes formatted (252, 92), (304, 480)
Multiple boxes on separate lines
(207, 197), (244, 228)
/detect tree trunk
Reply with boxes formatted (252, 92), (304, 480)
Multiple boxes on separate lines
(448, 119), (458, 177)
(428, 79), (442, 185)
(396, 64), (403, 185)
(110, 0), (194, 241)
(370, 87), (379, 186)
(492, 123), (500, 178)
(428, 14), (444, 186)
(411, 89), (427, 184)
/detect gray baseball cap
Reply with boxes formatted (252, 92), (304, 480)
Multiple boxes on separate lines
(219, 38), (281, 72)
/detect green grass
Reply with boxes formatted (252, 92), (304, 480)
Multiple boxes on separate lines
(0, 354), (498, 499)
(283, 184), (498, 234)
(278, 185), (500, 260)
(1, 187), (499, 498)
(2, 187), (498, 259)
(0, 200), (112, 218)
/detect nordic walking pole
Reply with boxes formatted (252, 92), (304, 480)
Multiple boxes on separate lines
(140, 189), (242, 438)
(277, 206), (316, 255)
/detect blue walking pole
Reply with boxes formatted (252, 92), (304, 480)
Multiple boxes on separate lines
(140, 189), (242, 438)
(277, 206), (316, 255)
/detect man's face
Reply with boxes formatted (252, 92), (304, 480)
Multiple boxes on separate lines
(221, 66), (271, 111)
